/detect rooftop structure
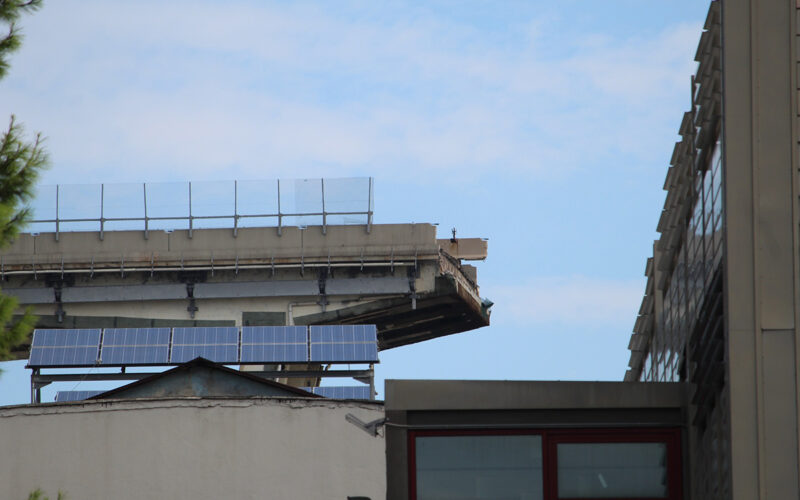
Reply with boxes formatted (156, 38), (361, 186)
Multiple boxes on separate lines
(0, 391), (386, 499)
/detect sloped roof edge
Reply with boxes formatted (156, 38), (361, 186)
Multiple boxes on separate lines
(88, 357), (322, 400)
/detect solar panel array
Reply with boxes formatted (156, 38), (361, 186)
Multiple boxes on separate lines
(171, 327), (239, 363)
(241, 326), (308, 363)
(27, 325), (378, 368)
(308, 386), (372, 399)
(29, 329), (101, 367)
(310, 325), (379, 363)
(54, 390), (105, 402)
(101, 328), (170, 365)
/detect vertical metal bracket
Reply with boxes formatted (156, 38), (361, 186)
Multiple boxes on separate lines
(408, 268), (417, 310)
(53, 283), (64, 323)
(317, 268), (328, 312)
(186, 282), (198, 319)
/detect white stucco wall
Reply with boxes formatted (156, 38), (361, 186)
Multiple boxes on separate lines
(0, 397), (385, 499)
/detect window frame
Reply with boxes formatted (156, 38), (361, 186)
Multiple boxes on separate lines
(408, 427), (682, 500)
(546, 428), (682, 500)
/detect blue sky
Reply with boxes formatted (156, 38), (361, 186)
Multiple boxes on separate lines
(0, 1), (709, 404)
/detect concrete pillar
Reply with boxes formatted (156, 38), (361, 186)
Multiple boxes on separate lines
(722, 0), (800, 498)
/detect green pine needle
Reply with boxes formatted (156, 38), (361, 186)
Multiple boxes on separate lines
(0, 0), (47, 364)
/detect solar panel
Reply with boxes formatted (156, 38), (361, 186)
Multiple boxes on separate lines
(170, 327), (239, 363)
(54, 390), (105, 402)
(28, 329), (101, 367)
(100, 328), (170, 365)
(241, 326), (308, 363)
(311, 386), (371, 399)
(309, 325), (378, 363)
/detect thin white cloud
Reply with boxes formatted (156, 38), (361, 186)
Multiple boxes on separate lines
(486, 276), (643, 327)
(565, 23), (700, 102)
(0, 1), (702, 183)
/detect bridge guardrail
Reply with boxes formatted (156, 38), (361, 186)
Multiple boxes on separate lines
(25, 177), (374, 240)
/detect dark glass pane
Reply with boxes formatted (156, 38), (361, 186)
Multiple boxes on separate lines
(557, 442), (668, 498)
(416, 435), (543, 500)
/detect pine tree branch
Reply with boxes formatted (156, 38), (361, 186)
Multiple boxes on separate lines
(0, 22), (20, 80)
(0, 0), (44, 366)
(0, 1), (43, 23)
(0, 1), (42, 79)
(0, 116), (46, 246)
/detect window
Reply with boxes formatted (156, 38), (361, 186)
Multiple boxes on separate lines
(409, 428), (681, 500)
(412, 432), (544, 500)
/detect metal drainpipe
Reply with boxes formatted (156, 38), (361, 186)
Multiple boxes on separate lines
(286, 300), (321, 326)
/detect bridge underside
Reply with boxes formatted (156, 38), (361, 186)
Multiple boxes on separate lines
(296, 276), (489, 350)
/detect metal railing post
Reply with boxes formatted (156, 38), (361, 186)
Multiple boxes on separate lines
(188, 181), (193, 239)
(233, 180), (238, 238)
(99, 183), (105, 241)
(277, 179), (282, 237)
(321, 178), (327, 235)
(26, 177), (374, 240)
(55, 184), (60, 241)
(143, 183), (149, 240)
(366, 177), (373, 234)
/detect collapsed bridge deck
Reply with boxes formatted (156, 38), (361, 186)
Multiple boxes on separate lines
(1, 223), (490, 357)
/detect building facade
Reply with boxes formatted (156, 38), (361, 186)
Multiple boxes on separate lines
(384, 380), (687, 500)
(626, 1), (800, 498)
(0, 396), (386, 499)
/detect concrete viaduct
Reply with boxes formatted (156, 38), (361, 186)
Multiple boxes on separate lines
(1, 223), (490, 359)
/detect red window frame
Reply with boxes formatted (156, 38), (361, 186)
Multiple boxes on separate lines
(408, 427), (682, 500)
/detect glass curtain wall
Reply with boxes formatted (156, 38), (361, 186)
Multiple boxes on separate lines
(643, 139), (723, 382)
